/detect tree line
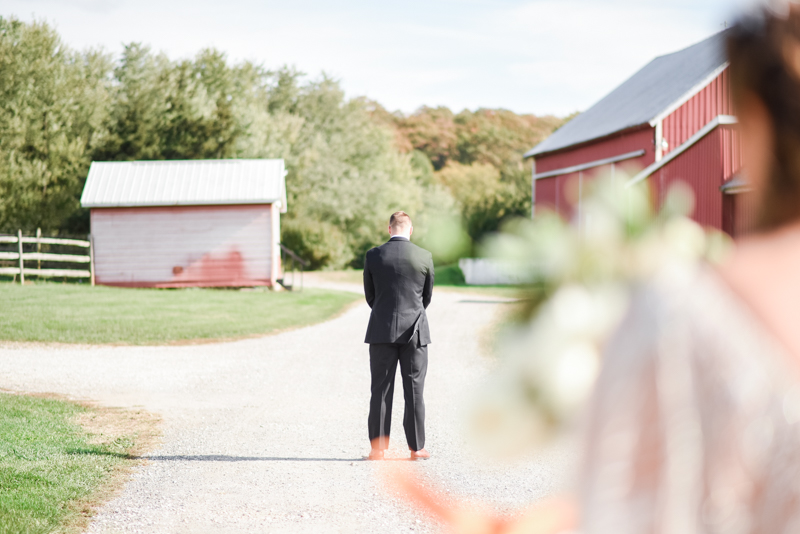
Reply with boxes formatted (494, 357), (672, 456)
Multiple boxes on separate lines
(0, 16), (569, 269)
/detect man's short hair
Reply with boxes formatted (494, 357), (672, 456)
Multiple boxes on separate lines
(389, 211), (412, 230)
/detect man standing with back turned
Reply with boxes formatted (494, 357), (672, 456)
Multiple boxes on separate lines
(364, 211), (434, 461)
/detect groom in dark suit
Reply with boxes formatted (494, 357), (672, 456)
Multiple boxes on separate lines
(364, 211), (434, 461)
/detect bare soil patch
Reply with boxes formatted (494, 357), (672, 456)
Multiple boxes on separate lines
(66, 401), (162, 533)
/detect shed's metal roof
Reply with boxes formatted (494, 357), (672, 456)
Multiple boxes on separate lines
(80, 159), (287, 212)
(525, 30), (729, 158)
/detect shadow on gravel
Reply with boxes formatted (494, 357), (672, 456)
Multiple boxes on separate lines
(140, 455), (366, 462)
(140, 455), (419, 462)
(458, 300), (520, 304)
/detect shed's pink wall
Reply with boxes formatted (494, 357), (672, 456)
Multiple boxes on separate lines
(91, 204), (275, 287)
(270, 203), (281, 284)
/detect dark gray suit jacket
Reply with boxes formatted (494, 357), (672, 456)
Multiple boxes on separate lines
(363, 237), (434, 345)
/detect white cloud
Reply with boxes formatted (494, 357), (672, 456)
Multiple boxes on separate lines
(19, 0), (125, 14)
(471, 0), (722, 111)
(3, 0), (733, 115)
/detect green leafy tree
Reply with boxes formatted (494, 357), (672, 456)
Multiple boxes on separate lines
(380, 105), (570, 255)
(452, 109), (569, 227)
(436, 161), (521, 243)
(0, 17), (569, 269)
(396, 106), (458, 170)
(454, 108), (565, 168)
(0, 17), (112, 234)
(94, 45), (244, 161)
(265, 76), (427, 268)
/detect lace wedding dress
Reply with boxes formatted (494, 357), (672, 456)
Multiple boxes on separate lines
(579, 264), (800, 533)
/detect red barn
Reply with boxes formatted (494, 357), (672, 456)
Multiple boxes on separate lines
(525, 30), (749, 235)
(80, 159), (287, 288)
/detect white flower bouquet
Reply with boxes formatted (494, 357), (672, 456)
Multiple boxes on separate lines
(469, 175), (730, 456)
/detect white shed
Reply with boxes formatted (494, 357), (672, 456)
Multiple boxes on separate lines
(80, 159), (287, 288)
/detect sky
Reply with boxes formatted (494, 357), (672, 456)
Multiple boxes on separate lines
(5, 0), (749, 116)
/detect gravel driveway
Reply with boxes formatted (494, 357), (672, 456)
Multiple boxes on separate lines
(0, 280), (573, 533)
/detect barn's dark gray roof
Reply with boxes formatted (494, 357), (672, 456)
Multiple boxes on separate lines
(526, 30), (729, 158)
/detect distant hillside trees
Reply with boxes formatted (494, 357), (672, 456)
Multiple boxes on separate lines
(0, 16), (568, 269)
(371, 105), (567, 244)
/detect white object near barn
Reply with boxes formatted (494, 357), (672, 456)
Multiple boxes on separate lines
(458, 258), (526, 286)
(80, 159), (287, 288)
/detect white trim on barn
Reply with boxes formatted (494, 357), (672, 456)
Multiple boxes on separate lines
(533, 150), (646, 180)
(648, 63), (730, 127)
(627, 115), (737, 187)
(720, 174), (751, 194)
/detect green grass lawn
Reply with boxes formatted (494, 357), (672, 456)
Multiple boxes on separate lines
(0, 393), (153, 534)
(0, 283), (360, 345)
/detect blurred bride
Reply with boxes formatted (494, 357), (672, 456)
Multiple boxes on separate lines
(396, 2), (800, 532)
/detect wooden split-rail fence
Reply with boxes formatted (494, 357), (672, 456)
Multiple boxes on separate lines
(0, 230), (95, 285)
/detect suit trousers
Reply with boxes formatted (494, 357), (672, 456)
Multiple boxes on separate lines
(368, 331), (428, 452)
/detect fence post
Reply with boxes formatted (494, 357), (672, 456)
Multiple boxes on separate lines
(36, 227), (41, 270)
(89, 234), (96, 287)
(17, 230), (24, 285)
